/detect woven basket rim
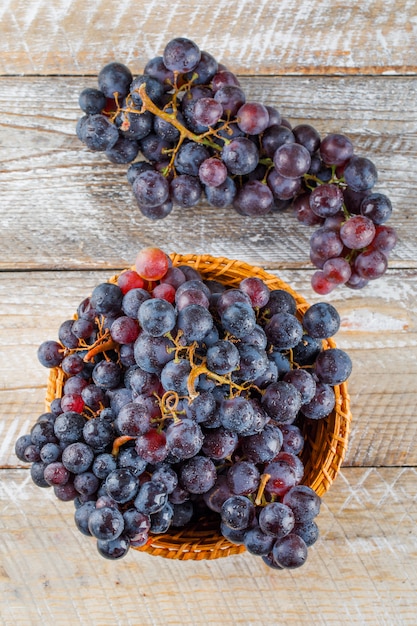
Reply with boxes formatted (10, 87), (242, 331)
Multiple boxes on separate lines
(45, 253), (352, 561)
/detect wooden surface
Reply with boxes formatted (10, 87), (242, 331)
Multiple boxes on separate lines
(1, 2), (416, 624)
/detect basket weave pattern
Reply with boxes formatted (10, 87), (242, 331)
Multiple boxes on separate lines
(45, 254), (351, 560)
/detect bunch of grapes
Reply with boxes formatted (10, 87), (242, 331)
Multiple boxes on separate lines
(16, 247), (351, 569)
(75, 37), (397, 295)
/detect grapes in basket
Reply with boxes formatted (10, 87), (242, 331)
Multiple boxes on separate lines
(75, 37), (397, 295)
(16, 247), (351, 569)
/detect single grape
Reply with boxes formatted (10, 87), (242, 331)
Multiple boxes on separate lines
(273, 143), (311, 179)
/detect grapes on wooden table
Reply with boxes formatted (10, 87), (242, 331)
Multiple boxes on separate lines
(16, 246), (351, 570)
(75, 37), (397, 294)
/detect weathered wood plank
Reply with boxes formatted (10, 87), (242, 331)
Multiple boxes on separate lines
(1, 0), (417, 76)
(0, 467), (415, 626)
(0, 76), (415, 270)
(1, 268), (416, 469)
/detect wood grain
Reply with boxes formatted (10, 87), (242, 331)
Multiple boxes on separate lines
(0, 467), (415, 626)
(1, 268), (416, 469)
(0, 76), (416, 271)
(1, 0), (417, 76)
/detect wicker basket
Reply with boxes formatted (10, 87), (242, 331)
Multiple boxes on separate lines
(45, 253), (351, 561)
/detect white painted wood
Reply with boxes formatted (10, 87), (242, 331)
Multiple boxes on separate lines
(1, 0), (417, 76)
(0, 468), (415, 626)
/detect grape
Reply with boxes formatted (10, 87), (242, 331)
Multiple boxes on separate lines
(138, 298), (176, 336)
(309, 183), (344, 217)
(170, 174), (202, 208)
(135, 246), (170, 281)
(98, 62), (132, 98)
(221, 495), (255, 530)
(206, 340), (240, 375)
(81, 114), (119, 151)
(283, 369), (316, 404)
(105, 136), (139, 164)
(261, 381), (302, 424)
(293, 124), (321, 154)
(201, 428), (239, 460)
(205, 176), (237, 207)
(267, 169), (303, 200)
(175, 142), (210, 177)
(261, 125), (295, 158)
(302, 302), (340, 339)
(90, 282), (123, 315)
(235, 344), (269, 382)
(372, 224), (398, 254)
(340, 215), (376, 249)
(264, 312), (303, 350)
(237, 102), (269, 135)
(163, 37), (201, 73)
(79, 88), (106, 115)
(264, 461), (297, 496)
(310, 271), (336, 295)
(37, 340), (64, 368)
(220, 397), (257, 435)
(105, 468), (139, 503)
(244, 527), (275, 556)
(62, 442), (94, 474)
(92, 360), (122, 389)
(221, 137), (259, 176)
(110, 316), (140, 344)
(322, 257), (352, 285)
(354, 248), (388, 280)
(179, 456), (217, 494)
(165, 419), (204, 460)
(310, 227), (344, 261)
(88, 506), (125, 540)
(258, 502), (295, 537)
(344, 155), (378, 191)
(214, 85), (246, 116)
(241, 423), (283, 464)
(272, 533), (308, 569)
(221, 302), (256, 338)
(301, 382), (336, 420)
(273, 143), (311, 179)
(319, 133), (353, 165)
(314, 348), (352, 385)
(233, 181), (274, 216)
(132, 170), (170, 208)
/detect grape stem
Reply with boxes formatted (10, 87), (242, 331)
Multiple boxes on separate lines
(134, 83), (224, 152)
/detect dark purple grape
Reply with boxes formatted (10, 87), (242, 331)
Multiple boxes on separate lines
(273, 143), (311, 179)
(132, 170), (170, 208)
(88, 505), (125, 540)
(226, 461), (260, 495)
(272, 533), (308, 568)
(261, 381), (302, 424)
(79, 88), (106, 115)
(319, 133), (354, 166)
(98, 61), (133, 98)
(37, 340), (64, 368)
(221, 495), (255, 530)
(163, 37), (201, 73)
(62, 442), (94, 474)
(96, 535), (130, 560)
(259, 502), (295, 537)
(314, 348), (353, 385)
(302, 302), (340, 339)
(344, 156), (378, 192)
(283, 485), (321, 521)
(170, 174), (202, 208)
(105, 468), (139, 503)
(179, 455), (216, 494)
(301, 382), (336, 420)
(138, 298), (176, 337)
(221, 137), (259, 175)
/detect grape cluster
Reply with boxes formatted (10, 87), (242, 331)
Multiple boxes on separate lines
(75, 37), (397, 295)
(16, 247), (351, 568)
